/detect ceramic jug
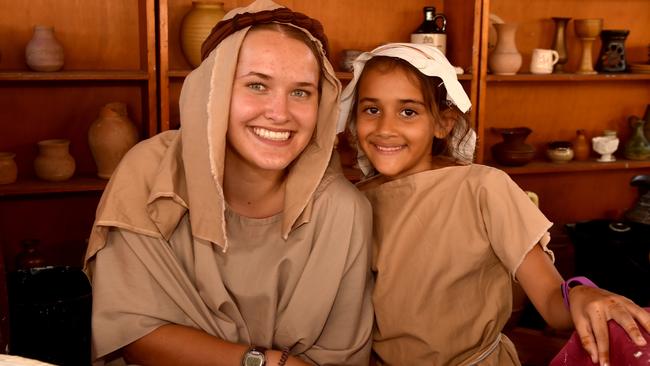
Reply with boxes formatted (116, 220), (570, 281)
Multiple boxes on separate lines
(624, 116), (650, 160)
(88, 102), (139, 179)
(25, 25), (64, 72)
(488, 23), (522, 75)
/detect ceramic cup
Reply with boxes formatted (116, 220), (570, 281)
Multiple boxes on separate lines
(530, 48), (560, 74)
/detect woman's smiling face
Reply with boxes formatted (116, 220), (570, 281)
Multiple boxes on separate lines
(355, 66), (440, 180)
(226, 28), (320, 174)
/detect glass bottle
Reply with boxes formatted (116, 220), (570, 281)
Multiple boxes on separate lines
(15, 239), (46, 269)
(410, 6), (447, 55)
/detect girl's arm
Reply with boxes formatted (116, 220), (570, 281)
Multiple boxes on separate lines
(515, 244), (650, 366)
(124, 324), (308, 366)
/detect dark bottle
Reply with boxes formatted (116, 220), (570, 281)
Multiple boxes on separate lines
(410, 6), (447, 55)
(15, 239), (46, 269)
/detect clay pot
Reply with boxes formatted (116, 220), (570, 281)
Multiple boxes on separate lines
(546, 141), (574, 163)
(25, 25), (64, 72)
(624, 116), (650, 160)
(491, 127), (535, 166)
(33, 139), (75, 181)
(488, 23), (522, 75)
(0, 152), (18, 184)
(572, 129), (590, 161)
(88, 102), (139, 179)
(180, 1), (226, 68)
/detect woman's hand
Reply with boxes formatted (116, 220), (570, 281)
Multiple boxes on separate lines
(568, 285), (650, 366)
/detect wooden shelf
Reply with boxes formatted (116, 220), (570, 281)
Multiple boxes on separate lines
(487, 73), (650, 82)
(491, 159), (650, 175)
(0, 176), (107, 197)
(0, 70), (150, 81)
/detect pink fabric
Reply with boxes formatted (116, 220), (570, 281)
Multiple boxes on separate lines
(549, 308), (650, 366)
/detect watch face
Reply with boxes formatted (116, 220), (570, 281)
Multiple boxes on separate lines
(243, 351), (265, 366)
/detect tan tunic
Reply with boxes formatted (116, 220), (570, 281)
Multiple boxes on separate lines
(84, 1), (374, 365)
(90, 161), (373, 365)
(361, 164), (553, 366)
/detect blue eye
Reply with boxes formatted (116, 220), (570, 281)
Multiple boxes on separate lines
(247, 83), (266, 91)
(291, 89), (311, 98)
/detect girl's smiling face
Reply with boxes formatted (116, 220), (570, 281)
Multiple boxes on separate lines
(355, 66), (447, 180)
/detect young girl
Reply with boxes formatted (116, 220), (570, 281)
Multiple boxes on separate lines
(84, 1), (373, 365)
(338, 43), (650, 366)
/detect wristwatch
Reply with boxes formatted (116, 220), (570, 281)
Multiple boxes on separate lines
(241, 346), (267, 366)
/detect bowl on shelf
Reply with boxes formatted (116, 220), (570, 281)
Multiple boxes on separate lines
(546, 141), (574, 163)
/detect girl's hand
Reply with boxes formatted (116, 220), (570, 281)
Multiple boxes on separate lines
(568, 285), (650, 366)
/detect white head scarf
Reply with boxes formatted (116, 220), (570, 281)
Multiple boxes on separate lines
(336, 43), (475, 176)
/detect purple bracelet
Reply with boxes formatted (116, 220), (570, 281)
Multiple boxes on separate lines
(561, 276), (598, 309)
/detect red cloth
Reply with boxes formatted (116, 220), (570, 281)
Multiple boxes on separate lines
(549, 308), (650, 366)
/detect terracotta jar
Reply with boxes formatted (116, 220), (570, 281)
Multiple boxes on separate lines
(33, 139), (75, 181)
(0, 152), (18, 184)
(572, 129), (591, 161)
(180, 1), (226, 68)
(491, 127), (535, 166)
(25, 25), (64, 72)
(88, 102), (139, 179)
(488, 23), (522, 75)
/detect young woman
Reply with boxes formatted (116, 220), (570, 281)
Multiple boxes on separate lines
(84, 1), (373, 365)
(339, 42), (650, 366)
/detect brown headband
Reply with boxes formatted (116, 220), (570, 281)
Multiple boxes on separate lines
(201, 7), (329, 62)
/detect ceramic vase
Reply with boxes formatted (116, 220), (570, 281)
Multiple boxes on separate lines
(0, 152), (18, 184)
(572, 129), (590, 161)
(643, 104), (650, 142)
(592, 131), (619, 162)
(180, 1), (226, 68)
(491, 127), (535, 166)
(488, 23), (522, 75)
(33, 139), (75, 181)
(551, 17), (571, 73)
(596, 29), (629, 73)
(88, 102), (139, 179)
(25, 25), (64, 72)
(624, 116), (650, 160)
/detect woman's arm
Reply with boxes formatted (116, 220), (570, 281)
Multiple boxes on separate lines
(124, 324), (308, 366)
(516, 244), (650, 366)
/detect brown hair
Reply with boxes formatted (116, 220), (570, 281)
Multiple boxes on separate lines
(351, 56), (470, 160)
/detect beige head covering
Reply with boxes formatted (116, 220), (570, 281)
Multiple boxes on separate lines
(84, 0), (342, 273)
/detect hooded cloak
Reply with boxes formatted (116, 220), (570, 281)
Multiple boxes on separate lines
(84, 1), (373, 364)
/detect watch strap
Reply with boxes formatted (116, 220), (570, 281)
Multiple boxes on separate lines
(560, 276), (598, 309)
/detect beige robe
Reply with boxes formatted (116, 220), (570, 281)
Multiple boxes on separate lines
(361, 164), (553, 366)
(83, 1), (374, 365)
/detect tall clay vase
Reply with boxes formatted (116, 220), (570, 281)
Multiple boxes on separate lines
(180, 1), (226, 68)
(572, 129), (591, 161)
(88, 102), (139, 179)
(491, 127), (535, 166)
(488, 23), (522, 75)
(33, 139), (75, 182)
(551, 17), (571, 73)
(25, 25), (64, 72)
(0, 152), (18, 184)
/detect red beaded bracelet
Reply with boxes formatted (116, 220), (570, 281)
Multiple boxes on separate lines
(561, 276), (598, 309)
